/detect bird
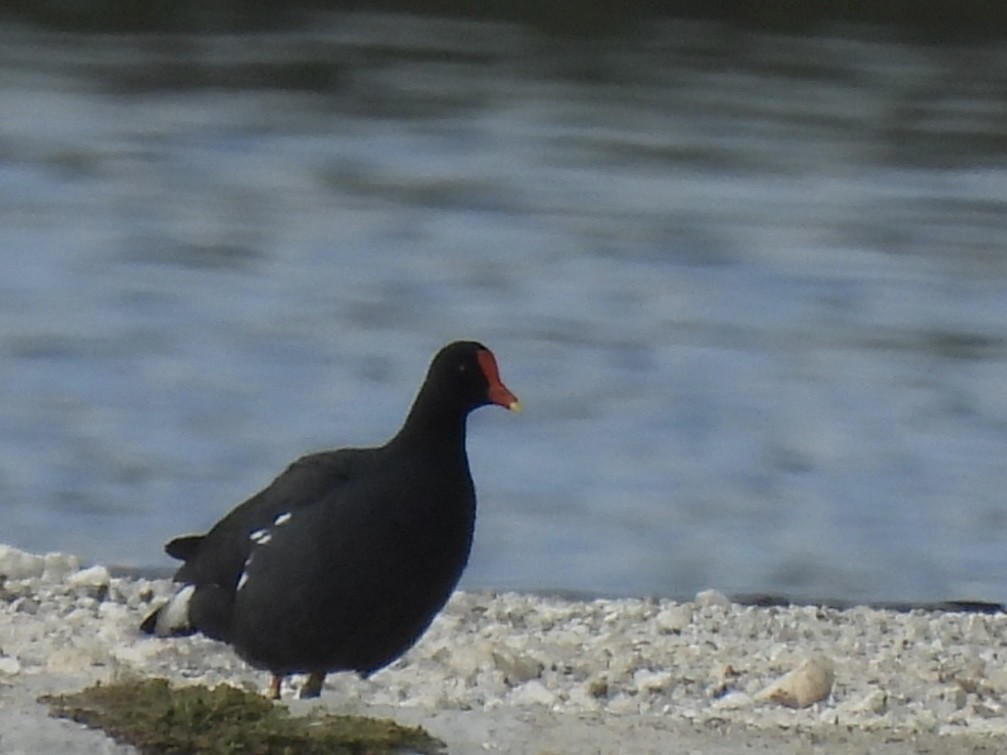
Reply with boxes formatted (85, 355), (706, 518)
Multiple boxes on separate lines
(140, 340), (520, 699)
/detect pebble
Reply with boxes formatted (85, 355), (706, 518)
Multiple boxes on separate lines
(711, 691), (752, 710)
(844, 689), (888, 715)
(633, 668), (674, 694)
(0, 544), (1003, 739)
(655, 604), (692, 634)
(509, 679), (556, 707)
(491, 648), (543, 685)
(756, 655), (835, 708)
(0, 546), (46, 580)
(68, 565), (111, 591)
(43, 552), (81, 581)
(694, 589), (731, 610)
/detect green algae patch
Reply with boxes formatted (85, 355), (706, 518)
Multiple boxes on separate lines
(41, 678), (445, 755)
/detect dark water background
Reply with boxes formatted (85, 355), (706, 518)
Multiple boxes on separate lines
(1, 12), (1006, 603)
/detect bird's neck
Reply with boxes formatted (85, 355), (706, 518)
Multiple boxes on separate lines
(390, 391), (469, 455)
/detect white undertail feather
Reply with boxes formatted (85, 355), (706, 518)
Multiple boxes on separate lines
(153, 584), (195, 636)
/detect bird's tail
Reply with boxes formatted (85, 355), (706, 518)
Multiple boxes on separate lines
(139, 584), (197, 636)
(140, 583), (234, 641)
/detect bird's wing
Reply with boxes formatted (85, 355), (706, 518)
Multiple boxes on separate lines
(171, 449), (360, 590)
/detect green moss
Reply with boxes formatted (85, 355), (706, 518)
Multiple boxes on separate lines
(41, 678), (445, 755)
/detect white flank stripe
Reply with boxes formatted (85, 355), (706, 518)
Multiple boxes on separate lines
(249, 528), (269, 543)
(274, 512), (292, 526)
(237, 554), (254, 591)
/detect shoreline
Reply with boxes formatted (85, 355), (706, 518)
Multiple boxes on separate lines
(108, 564), (1006, 616)
(1, 545), (1005, 753)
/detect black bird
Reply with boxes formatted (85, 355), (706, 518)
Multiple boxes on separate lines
(141, 340), (520, 699)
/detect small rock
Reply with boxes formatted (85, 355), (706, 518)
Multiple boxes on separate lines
(953, 659), (989, 696)
(912, 707), (939, 732)
(756, 655), (835, 708)
(12, 597), (39, 614)
(42, 552), (81, 582)
(695, 589), (731, 610)
(567, 680), (605, 710)
(65, 606), (99, 625)
(708, 662), (742, 698)
(964, 614), (991, 643)
(711, 691), (752, 710)
(68, 565), (111, 591)
(125, 580), (166, 609)
(586, 676), (609, 699)
(0, 545), (45, 580)
(606, 694), (642, 715)
(0, 656), (21, 675)
(985, 667), (1007, 695)
(633, 668), (674, 694)
(846, 689), (888, 715)
(491, 648), (543, 685)
(509, 679), (556, 707)
(946, 685), (969, 710)
(655, 604), (692, 634)
(902, 613), (929, 639)
(432, 644), (485, 681)
(472, 668), (509, 700)
(97, 601), (129, 622)
(974, 701), (1002, 719)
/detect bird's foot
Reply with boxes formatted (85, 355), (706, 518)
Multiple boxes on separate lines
(299, 671), (326, 699)
(267, 675), (283, 700)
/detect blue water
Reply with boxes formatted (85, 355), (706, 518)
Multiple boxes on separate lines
(1, 17), (1006, 602)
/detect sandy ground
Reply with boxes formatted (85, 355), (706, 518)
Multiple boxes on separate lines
(300, 704), (1003, 755)
(2, 676), (1001, 755)
(0, 545), (1005, 753)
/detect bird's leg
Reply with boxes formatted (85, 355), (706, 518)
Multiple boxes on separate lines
(267, 674), (283, 700)
(300, 671), (326, 699)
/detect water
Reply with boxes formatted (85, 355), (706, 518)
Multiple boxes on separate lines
(1, 15), (1006, 603)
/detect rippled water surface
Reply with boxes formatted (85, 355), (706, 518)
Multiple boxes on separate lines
(1, 15), (1006, 602)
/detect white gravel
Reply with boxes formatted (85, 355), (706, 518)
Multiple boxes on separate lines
(0, 544), (1004, 754)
